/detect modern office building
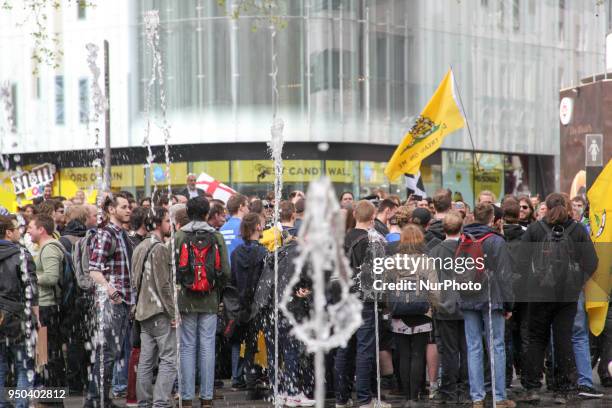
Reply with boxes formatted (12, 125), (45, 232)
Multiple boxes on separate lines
(0, 0), (608, 205)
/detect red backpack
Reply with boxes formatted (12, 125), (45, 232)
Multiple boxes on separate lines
(177, 231), (221, 292)
(454, 232), (494, 295)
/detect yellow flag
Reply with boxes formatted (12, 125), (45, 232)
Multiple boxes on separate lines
(586, 159), (612, 336)
(384, 69), (465, 181)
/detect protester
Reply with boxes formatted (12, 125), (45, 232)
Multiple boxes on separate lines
(385, 224), (439, 406)
(517, 195), (535, 228)
(229, 213), (267, 392)
(430, 211), (469, 405)
(28, 213), (67, 404)
(132, 207), (176, 408)
(176, 197), (230, 408)
(336, 200), (391, 408)
(536, 201), (547, 221)
(385, 215), (401, 243)
(85, 192), (133, 408)
(459, 203), (515, 408)
(0, 215), (37, 408)
(181, 173), (205, 199)
(289, 190), (305, 204)
(128, 206), (148, 247)
(571, 195), (589, 231)
(139, 197), (152, 208)
(374, 198), (399, 237)
(220, 194), (249, 261)
(207, 203), (227, 230)
(518, 193), (599, 404)
(340, 191), (354, 208)
(477, 190), (496, 205)
(294, 197), (305, 232)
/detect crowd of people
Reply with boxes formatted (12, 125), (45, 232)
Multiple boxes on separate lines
(0, 173), (610, 408)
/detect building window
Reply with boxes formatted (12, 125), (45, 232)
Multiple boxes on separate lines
(78, 1), (86, 19)
(9, 83), (17, 130)
(55, 75), (64, 125)
(558, 0), (565, 41)
(79, 78), (88, 123)
(512, 0), (520, 32)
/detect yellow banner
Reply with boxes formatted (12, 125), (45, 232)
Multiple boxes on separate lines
(60, 165), (135, 189)
(325, 161), (354, 183)
(385, 69), (465, 180)
(192, 161), (230, 183)
(231, 160), (323, 183)
(587, 159), (612, 335)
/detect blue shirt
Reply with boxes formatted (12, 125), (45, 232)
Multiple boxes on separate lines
(220, 216), (243, 262)
(385, 232), (400, 242)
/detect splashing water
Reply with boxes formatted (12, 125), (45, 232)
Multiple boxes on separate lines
(86, 41), (110, 407)
(0, 81), (15, 170)
(143, 9), (182, 406)
(367, 228), (386, 407)
(266, 19), (285, 407)
(487, 272), (497, 408)
(279, 177), (363, 407)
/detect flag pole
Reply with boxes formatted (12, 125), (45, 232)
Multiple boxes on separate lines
(450, 66), (480, 205)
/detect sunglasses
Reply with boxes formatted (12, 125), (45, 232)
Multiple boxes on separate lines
(520, 205), (529, 210)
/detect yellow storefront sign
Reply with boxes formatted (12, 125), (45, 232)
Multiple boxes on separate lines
(131, 162), (188, 187)
(192, 161), (230, 183)
(325, 161), (354, 183)
(60, 165), (135, 190)
(232, 160), (323, 183)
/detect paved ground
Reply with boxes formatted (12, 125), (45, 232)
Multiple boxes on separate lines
(58, 382), (612, 408)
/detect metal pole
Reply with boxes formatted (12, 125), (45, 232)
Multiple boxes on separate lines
(104, 40), (111, 192)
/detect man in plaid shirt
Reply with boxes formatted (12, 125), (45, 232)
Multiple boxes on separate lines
(85, 192), (133, 408)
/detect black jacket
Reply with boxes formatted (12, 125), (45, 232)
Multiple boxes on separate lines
(230, 240), (268, 312)
(374, 219), (389, 237)
(180, 187), (206, 199)
(0, 240), (37, 340)
(459, 224), (514, 312)
(518, 219), (598, 302)
(429, 239), (463, 320)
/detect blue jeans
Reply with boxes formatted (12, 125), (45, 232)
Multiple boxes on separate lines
(572, 292), (593, 387)
(463, 309), (507, 402)
(87, 302), (131, 403)
(0, 342), (33, 408)
(231, 342), (244, 386)
(112, 325), (132, 394)
(334, 303), (375, 406)
(179, 313), (217, 400)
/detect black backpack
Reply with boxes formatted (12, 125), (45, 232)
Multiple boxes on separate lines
(532, 221), (579, 290)
(40, 241), (79, 315)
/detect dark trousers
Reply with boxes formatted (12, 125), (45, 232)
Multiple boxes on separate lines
(436, 319), (468, 400)
(590, 303), (612, 384)
(334, 304), (375, 406)
(86, 302), (131, 405)
(509, 303), (529, 380)
(521, 302), (577, 392)
(394, 332), (428, 401)
(39, 306), (66, 388)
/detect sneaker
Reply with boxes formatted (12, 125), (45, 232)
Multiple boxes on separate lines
(577, 385), (604, 399)
(472, 401), (484, 408)
(125, 401), (137, 407)
(495, 400), (516, 408)
(431, 392), (451, 405)
(199, 399), (213, 408)
(335, 399), (353, 408)
(285, 393), (316, 407)
(231, 382), (246, 391)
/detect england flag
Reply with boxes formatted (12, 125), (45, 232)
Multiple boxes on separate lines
(196, 172), (237, 203)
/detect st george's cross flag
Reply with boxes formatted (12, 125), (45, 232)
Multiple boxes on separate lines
(196, 172), (237, 203)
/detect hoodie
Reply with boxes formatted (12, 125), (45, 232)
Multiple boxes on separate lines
(230, 240), (268, 312)
(458, 223), (513, 313)
(175, 221), (230, 314)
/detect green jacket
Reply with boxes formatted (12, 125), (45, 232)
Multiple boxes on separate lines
(35, 239), (64, 307)
(175, 221), (230, 315)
